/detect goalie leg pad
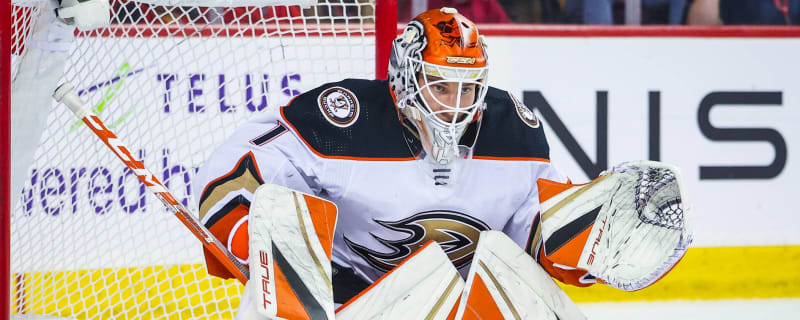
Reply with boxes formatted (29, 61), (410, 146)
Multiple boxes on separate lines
(244, 184), (338, 320)
(454, 231), (586, 320)
(335, 241), (464, 320)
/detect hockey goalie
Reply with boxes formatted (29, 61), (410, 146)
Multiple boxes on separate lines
(193, 8), (692, 319)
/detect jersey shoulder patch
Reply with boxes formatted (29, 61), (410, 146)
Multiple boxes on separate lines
(281, 79), (414, 159)
(317, 86), (360, 127)
(473, 87), (550, 160)
(510, 92), (541, 128)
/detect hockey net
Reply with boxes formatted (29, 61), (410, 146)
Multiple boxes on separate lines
(7, 0), (389, 318)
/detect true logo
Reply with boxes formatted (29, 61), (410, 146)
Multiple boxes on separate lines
(587, 217), (608, 266)
(318, 87), (359, 127)
(259, 250), (273, 308)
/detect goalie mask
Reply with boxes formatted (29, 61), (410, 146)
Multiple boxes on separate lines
(389, 8), (489, 166)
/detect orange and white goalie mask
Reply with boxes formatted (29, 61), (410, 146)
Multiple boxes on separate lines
(389, 8), (489, 167)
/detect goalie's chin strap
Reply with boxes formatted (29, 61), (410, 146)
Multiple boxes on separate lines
(332, 262), (371, 304)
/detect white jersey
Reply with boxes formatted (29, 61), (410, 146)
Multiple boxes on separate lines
(193, 79), (567, 302)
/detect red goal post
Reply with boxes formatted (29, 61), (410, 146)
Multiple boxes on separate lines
(4, 1), (396, 319)
(2, 0), (13, 318)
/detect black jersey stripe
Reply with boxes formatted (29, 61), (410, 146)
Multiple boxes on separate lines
(250, 123), (288, 146)
(203, 195), (250, 229)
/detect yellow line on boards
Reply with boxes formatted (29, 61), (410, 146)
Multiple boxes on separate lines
(12, 264), (242, 319)
(560, 245), (800, 302)
(11, 245), (800, 318)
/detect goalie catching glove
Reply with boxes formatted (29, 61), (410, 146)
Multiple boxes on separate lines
(536, 161), (692, 291)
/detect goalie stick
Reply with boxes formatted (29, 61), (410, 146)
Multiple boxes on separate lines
(52, 82), (249, 284)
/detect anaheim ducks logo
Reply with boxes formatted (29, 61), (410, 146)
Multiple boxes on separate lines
(344, 210), (490, 272)
(511, 93), (540, 128)
(318, 87), (359, 127)
(435, 18), (461, 47)
(434, 18), (478, 48)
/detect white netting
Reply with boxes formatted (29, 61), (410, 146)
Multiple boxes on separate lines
(11, 2), (44, 81)
(9, 0), (377, 318)
(633, 166), (685, 230)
